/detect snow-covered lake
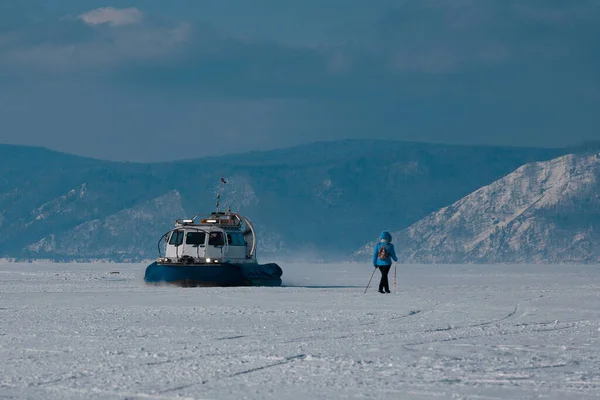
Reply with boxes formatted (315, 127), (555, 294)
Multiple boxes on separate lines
(1, 262), (599, 399)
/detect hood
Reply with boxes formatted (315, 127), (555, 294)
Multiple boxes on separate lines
(380, 231), (392, 242)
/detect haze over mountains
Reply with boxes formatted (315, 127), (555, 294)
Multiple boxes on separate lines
(2, 139), (598, 263)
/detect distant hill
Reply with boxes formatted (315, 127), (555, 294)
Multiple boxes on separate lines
(0, 140), (566, 262)
(355, 151), (600, 264)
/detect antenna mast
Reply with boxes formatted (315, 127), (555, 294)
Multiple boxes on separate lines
(215, 177), (227, 212)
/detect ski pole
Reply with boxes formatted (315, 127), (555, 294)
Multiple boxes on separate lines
(393, 262), (397, 294)
(364, 267), (377, 294)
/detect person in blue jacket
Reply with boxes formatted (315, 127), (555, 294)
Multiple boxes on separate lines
(372, 231), (398, 293)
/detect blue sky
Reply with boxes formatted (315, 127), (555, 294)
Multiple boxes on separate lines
(1, 0), (599, 161)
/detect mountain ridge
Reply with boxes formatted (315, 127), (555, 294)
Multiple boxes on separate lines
(1, 140), (569, 262)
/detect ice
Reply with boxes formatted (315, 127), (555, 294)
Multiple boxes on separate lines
(1, 262), (599, 399)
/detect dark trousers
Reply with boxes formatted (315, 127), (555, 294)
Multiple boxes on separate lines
(378, 265), (391, 292)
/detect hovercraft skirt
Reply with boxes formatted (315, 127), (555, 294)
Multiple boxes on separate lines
(143, 261), (283, 287)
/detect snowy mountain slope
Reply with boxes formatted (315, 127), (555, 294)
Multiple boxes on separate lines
(25, 191), (186, 262)
(356, 152), (600, 263)
(25, 183), (89, 228)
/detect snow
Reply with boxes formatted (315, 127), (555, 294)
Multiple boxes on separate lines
(1, 262), (599, 399)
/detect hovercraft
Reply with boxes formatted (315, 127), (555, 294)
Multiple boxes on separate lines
(144, 196), (282, 287)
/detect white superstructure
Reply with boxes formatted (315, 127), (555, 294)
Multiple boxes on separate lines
(157, 211), (257, 265)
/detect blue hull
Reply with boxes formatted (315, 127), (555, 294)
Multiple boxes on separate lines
(144, 261), (283, 287)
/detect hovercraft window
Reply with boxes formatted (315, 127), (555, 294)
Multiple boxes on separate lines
(168, 230), (184, 246)
(227, 232), (245, 246)
(186, 232), (206, 246)
(208, 232), (225, 246)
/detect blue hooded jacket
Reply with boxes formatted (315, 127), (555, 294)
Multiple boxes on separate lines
(372, 231), (398, 267)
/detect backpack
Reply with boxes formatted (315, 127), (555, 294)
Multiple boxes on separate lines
(377, 243), (389, 260)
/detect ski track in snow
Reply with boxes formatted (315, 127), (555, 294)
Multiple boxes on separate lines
(1, 262), (599, 399)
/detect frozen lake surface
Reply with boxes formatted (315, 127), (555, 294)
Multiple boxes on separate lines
(1, 262), (599, 399)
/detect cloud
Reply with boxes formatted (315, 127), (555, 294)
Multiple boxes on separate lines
(1, 1), (600, 162)
(0, 8), (191, 73)
(78, 7), (144, 27)
(3, 1), (599, 80)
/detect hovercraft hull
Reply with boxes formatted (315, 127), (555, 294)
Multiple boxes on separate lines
(143, 261), (283, 287)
